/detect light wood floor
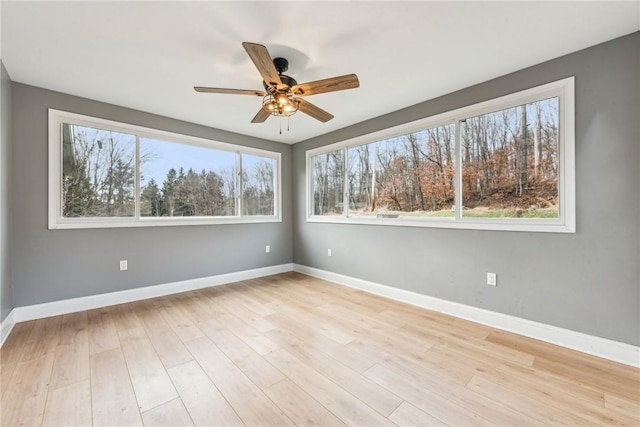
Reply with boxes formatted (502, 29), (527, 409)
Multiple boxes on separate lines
(1, 272), (638, 426)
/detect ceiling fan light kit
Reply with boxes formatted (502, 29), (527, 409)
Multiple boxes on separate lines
(262, 93), (299, 117)
(194, 42), (359, 132)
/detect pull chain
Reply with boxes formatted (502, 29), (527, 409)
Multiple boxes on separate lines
(278, 116), (292, 135)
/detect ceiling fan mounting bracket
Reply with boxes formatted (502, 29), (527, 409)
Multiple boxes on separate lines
(273, 57), (289, 74)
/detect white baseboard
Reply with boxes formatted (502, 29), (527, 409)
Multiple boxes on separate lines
(5, 262), (638, 367)
(11, 263), (294, 324)
(293, 264), (640, 368)
(0, 308), (16, 347)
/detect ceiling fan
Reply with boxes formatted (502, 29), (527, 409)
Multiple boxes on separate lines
(194, 42), (359, 124)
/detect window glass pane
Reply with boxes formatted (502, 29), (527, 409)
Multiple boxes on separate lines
(347, 125), (455, 218)
(346, 143), (375, 217)
(420, 125), (456, 216)
(62, 123), (136, 217)
(140, 138), (237, 217)
(242, 154), (275, 216)
(461, 97), (559, 218)
(311, 150), (344, 215)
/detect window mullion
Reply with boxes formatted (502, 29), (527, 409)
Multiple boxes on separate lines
(237, 151), (242, 217)
(343, 147), (348, 218)
(454, 119), (462, 220)
(135, 135), (141, 219)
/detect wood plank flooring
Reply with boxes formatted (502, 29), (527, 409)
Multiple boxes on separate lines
(1, 272), (638, 426)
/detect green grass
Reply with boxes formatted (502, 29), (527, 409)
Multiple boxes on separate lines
(462, 208), (558, 219)
(348, 207), (558, 219)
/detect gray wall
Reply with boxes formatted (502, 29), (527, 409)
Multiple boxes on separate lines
(1, 61), (13, 322)
(11, 83), (293, 306)
(292, 33), (640, 346)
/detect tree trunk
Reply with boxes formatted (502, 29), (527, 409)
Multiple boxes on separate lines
(518, 106), (528, 197)
(408, 134), (426, 211)
(371, 143), (378, 211)
(534, 103), (541, 179)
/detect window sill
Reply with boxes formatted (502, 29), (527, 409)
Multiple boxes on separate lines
(49, 216), (282, 230)
(307, 215), (575, 233)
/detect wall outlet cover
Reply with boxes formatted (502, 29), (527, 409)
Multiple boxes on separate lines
(487, 272), (497, 286)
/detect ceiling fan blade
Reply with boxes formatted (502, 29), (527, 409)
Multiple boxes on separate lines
(251, 107), (271, 123)
(194, 87), (266, 96)
(242, 42), (282, 88)
(296, 98), (334, 122)
(292, 74), (359, 96)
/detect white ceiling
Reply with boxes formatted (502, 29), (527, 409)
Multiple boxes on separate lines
(2, 1), (639, 144)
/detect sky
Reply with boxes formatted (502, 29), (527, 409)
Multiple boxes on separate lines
(139, 138), (275, 188)
(140, 138), (236, 186)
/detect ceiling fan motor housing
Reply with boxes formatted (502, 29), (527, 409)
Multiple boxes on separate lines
(262, 57), (298, 91)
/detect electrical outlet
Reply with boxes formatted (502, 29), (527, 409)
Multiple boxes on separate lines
(265, 245), (270, 253)
(328, 249), (332, 257)
(120, 260), (128, 271)
(487, 272), (497, 286)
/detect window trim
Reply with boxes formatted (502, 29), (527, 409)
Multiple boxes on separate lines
(48, 109), (282, 229)
(306, 77), (575, 233)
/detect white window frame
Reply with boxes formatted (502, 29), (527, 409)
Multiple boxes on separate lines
(49, 109), (282, 229)
(306, 77), (575, 233)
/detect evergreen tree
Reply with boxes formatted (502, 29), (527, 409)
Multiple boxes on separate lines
(141, 179), (162, 216)
(162, 168), (178, 216)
